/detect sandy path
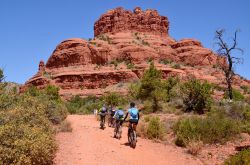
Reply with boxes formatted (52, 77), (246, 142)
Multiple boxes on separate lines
(54, 115), (203, 165)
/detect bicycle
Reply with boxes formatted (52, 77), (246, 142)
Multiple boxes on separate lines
(108, 113), (115, 127)
(114, 120), (122, 139)
(99, 113), (106, 130)
(127, 122), (137, 148)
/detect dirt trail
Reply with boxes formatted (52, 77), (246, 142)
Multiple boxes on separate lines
(54, 115), (203, 165)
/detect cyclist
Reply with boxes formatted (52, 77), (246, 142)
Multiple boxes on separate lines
(108, 105), (116, 127)
(99, 104), (107, 127)
(113, 107), (125, 138)
(124, 102), (140, 132)
(113, 106), (125, 126)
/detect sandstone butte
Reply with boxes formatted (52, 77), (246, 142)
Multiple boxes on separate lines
(21, 7), (250, 99)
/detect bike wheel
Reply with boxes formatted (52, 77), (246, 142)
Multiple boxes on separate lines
(118, 126), (122, 139)
(108, 117), (112, 127)
(129, 130), (136, 148)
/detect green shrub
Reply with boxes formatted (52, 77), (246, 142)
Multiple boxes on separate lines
(126, 62), (135, 69)
(137, 62), (165, 112)
(174, 113), (240, 146)
(160, 59), (172, 65)
(163, 77), (179, 102)
(224, 88), (245, 101)
(59, 120), (72, 132)
(172, 64), (181, 69)
(224, 149), (250, 165)
(142, 40), (150, 46)
(181, 79), (213, 114)
(146, 116), (165, 139)
(128, 82), (141, 99)
(0, 68), (4, 82)
(0, 86), (67, 164)
(44, 85), (60, 101)
(66, 95), (102, 114)
(0, 96), (58, 164)
(214, 102), (250, 134)
(103, 92), (127, 107)
(241, 85), (250, 94)
(142, 100), (155, 114)
(0, 124), (57, 165)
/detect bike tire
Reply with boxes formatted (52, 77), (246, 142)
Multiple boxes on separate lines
(108, 117), (112, 127)
(118, 126), (122, 139)
(129, 130), (136, 148)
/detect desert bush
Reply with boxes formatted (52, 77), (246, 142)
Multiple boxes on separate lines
(103, 92), (127, 107)
(224, 149), (250, 165)
(246, 95), (250, 105)
(0, 124), (57, 165)
(163, 77), (179, 102)
(181, 79), (213, 114)
(137, 116), (165, 140)
(160, 59), (172, 65)
(128, 82), (141, 99)
(126, 62), (135, 69)
(0, 85), (67, 164)
(142, 40), (150, 46)
(142, 100), (155, 114)
(59, 120), (72, 132)
(66, 95), (102, 114)
(224, 88), (245, 101)
(187, 140), (203, 156)
(146, 116), (165, 140)
(241, 85), (250, 94)
(174, 113), (239, 147)
(172, 63), (181, 69)
(137, 62), (166, 112)
(44, 85), (60, 101)
(0, 68), (4, 82)
(0, 97), (57, 164)
(214, 101), (250, 134)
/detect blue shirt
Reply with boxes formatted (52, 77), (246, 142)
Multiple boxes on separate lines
(128, 108), (139, 120)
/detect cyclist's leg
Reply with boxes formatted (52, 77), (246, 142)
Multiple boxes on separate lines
(132, 122), (138, 131)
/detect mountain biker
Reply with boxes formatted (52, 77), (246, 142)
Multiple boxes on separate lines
(113, 106), (125, 126)
(99, 104), (107, 127)
(124, 102), (140, 131)
(108, 105), (116, 126)
(113, 106), (125, 138)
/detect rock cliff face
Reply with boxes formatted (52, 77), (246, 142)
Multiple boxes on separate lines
(21, 7), (249, 98)
(94, 7), (169, 37)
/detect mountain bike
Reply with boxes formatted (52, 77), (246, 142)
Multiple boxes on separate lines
(127, 122), (137, 148)
(99, 113), (106, 130)
(108, 113), (115, 127)
(114, 120), (122, 139)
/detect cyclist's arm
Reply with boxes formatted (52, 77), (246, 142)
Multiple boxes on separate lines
(124, 112), (128, 121)
(113, 111), (117, 118)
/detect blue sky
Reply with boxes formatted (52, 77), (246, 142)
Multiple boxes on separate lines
(0, 0), (249, 84)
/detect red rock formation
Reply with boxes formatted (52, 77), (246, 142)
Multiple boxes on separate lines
(38, 60), (45, 72)
(94, 7), (169, 37)
(21, 7), (250, 98)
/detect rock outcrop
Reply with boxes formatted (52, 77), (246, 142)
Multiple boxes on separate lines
(94, 7), (169, 37)
(21, 7), (250, 98)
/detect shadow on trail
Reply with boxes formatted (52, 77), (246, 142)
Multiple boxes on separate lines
(121, 142), (131, 147)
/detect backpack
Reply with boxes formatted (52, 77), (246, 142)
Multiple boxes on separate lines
(129, 108), (138, 119)
(116, 110), (124, 118)
(101, 107), (106, 113)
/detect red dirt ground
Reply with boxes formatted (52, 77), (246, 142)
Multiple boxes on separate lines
(54, 115), (202, 165)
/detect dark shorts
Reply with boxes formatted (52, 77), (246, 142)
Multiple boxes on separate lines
(100, 113), (106, 117)
(129, 119), (138, 124)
